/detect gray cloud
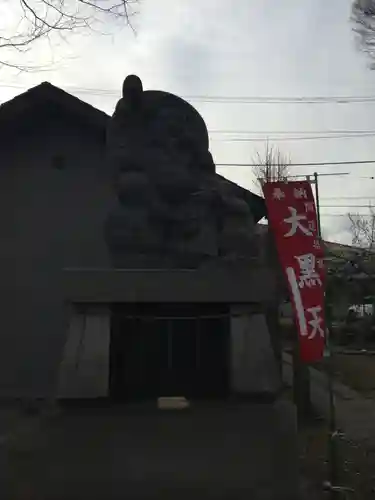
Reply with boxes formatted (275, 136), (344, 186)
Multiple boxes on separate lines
(322, 215), (352, 244)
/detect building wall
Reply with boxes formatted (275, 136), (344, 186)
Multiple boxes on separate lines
(0, 120), (113, 397)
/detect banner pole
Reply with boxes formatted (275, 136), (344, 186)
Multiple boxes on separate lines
(313, 172), (321, 237)
(313, 172), (340, 499)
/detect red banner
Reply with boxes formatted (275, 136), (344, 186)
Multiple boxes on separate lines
(262, 180), (326, 363)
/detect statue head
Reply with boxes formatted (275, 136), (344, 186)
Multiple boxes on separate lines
(107, 74), (214, 178)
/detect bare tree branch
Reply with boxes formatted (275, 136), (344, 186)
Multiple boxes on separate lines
(351, 0), (375, 66)
(0, 0), (138, 70)
(253, 142), (291, 192)
(348, 204), (375, 250)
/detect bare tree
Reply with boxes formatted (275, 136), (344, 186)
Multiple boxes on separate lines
(0, 0), (137, 70)
(346, 204), (375, 282)
(348, 204), (375, 249)
(253, 142), (290, 192)
(351, 0), (375, 66)
(342, 205), (375, 347)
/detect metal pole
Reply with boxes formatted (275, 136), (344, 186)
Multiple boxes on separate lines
(313, 172), (340, 499)
(313, 172), (322, 237)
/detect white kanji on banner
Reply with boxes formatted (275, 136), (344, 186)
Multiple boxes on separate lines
(304, 201), (314, 213)
(306, 306), (325, 339)
(313, 239), (321, 250)
(294, 187), (308, 199)
(283, 207), (313, 237)
(295, 253), (322, 288)
(308, 220), (316, 233)
(272, 187), (285, 200)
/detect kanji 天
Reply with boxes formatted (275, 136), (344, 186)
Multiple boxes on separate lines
(306, 306), (325, 339)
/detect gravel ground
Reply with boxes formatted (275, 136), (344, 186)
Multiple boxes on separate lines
(296, 408), (375, 499)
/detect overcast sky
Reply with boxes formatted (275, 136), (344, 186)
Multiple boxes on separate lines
(1, 0), (375, 244)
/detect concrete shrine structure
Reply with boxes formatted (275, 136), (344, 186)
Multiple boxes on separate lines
(0, 75), (280, 401)
(0, 76), (299, 500)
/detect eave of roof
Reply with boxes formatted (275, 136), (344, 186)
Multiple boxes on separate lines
(0, 82), (108, 132)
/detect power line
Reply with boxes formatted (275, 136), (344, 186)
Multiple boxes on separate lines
(4, 81), (375, 104)
(320, 196), (375, 200)
(210, 129), (375, 135)
(211, 132), (375, 142)
(216, 159), (375, 167)
(320, 205), (375, 208)
(320, 213), (372, 217)
(291, 172), (349, 178)
(186, 96), (375, 105)
(3, 82), (375, 140)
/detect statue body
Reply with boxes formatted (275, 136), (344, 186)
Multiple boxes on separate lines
(105, 75), (256, 268)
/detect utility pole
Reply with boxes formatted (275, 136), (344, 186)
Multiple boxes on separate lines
(306, 172), (340, 498)
(290, 172), (348, 423)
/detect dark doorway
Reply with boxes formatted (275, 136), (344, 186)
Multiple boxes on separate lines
(109, 303), (230, 401)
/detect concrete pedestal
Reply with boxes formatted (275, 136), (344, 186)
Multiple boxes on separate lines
(230, 305), (281, 396)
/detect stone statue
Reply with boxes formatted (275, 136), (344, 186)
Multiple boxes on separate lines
(105, 75), (257, 268)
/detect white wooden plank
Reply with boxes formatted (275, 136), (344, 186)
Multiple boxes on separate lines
(58, 306), (110, 398)
(57, 310), (85, 398)
(77, 308), (110, 397)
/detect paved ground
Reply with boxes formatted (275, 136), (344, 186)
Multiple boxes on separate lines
(283, 352), (375, 446)
(2, 400), (298, 500)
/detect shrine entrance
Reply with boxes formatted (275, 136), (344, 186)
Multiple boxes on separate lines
(109, 303), (230, 401)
